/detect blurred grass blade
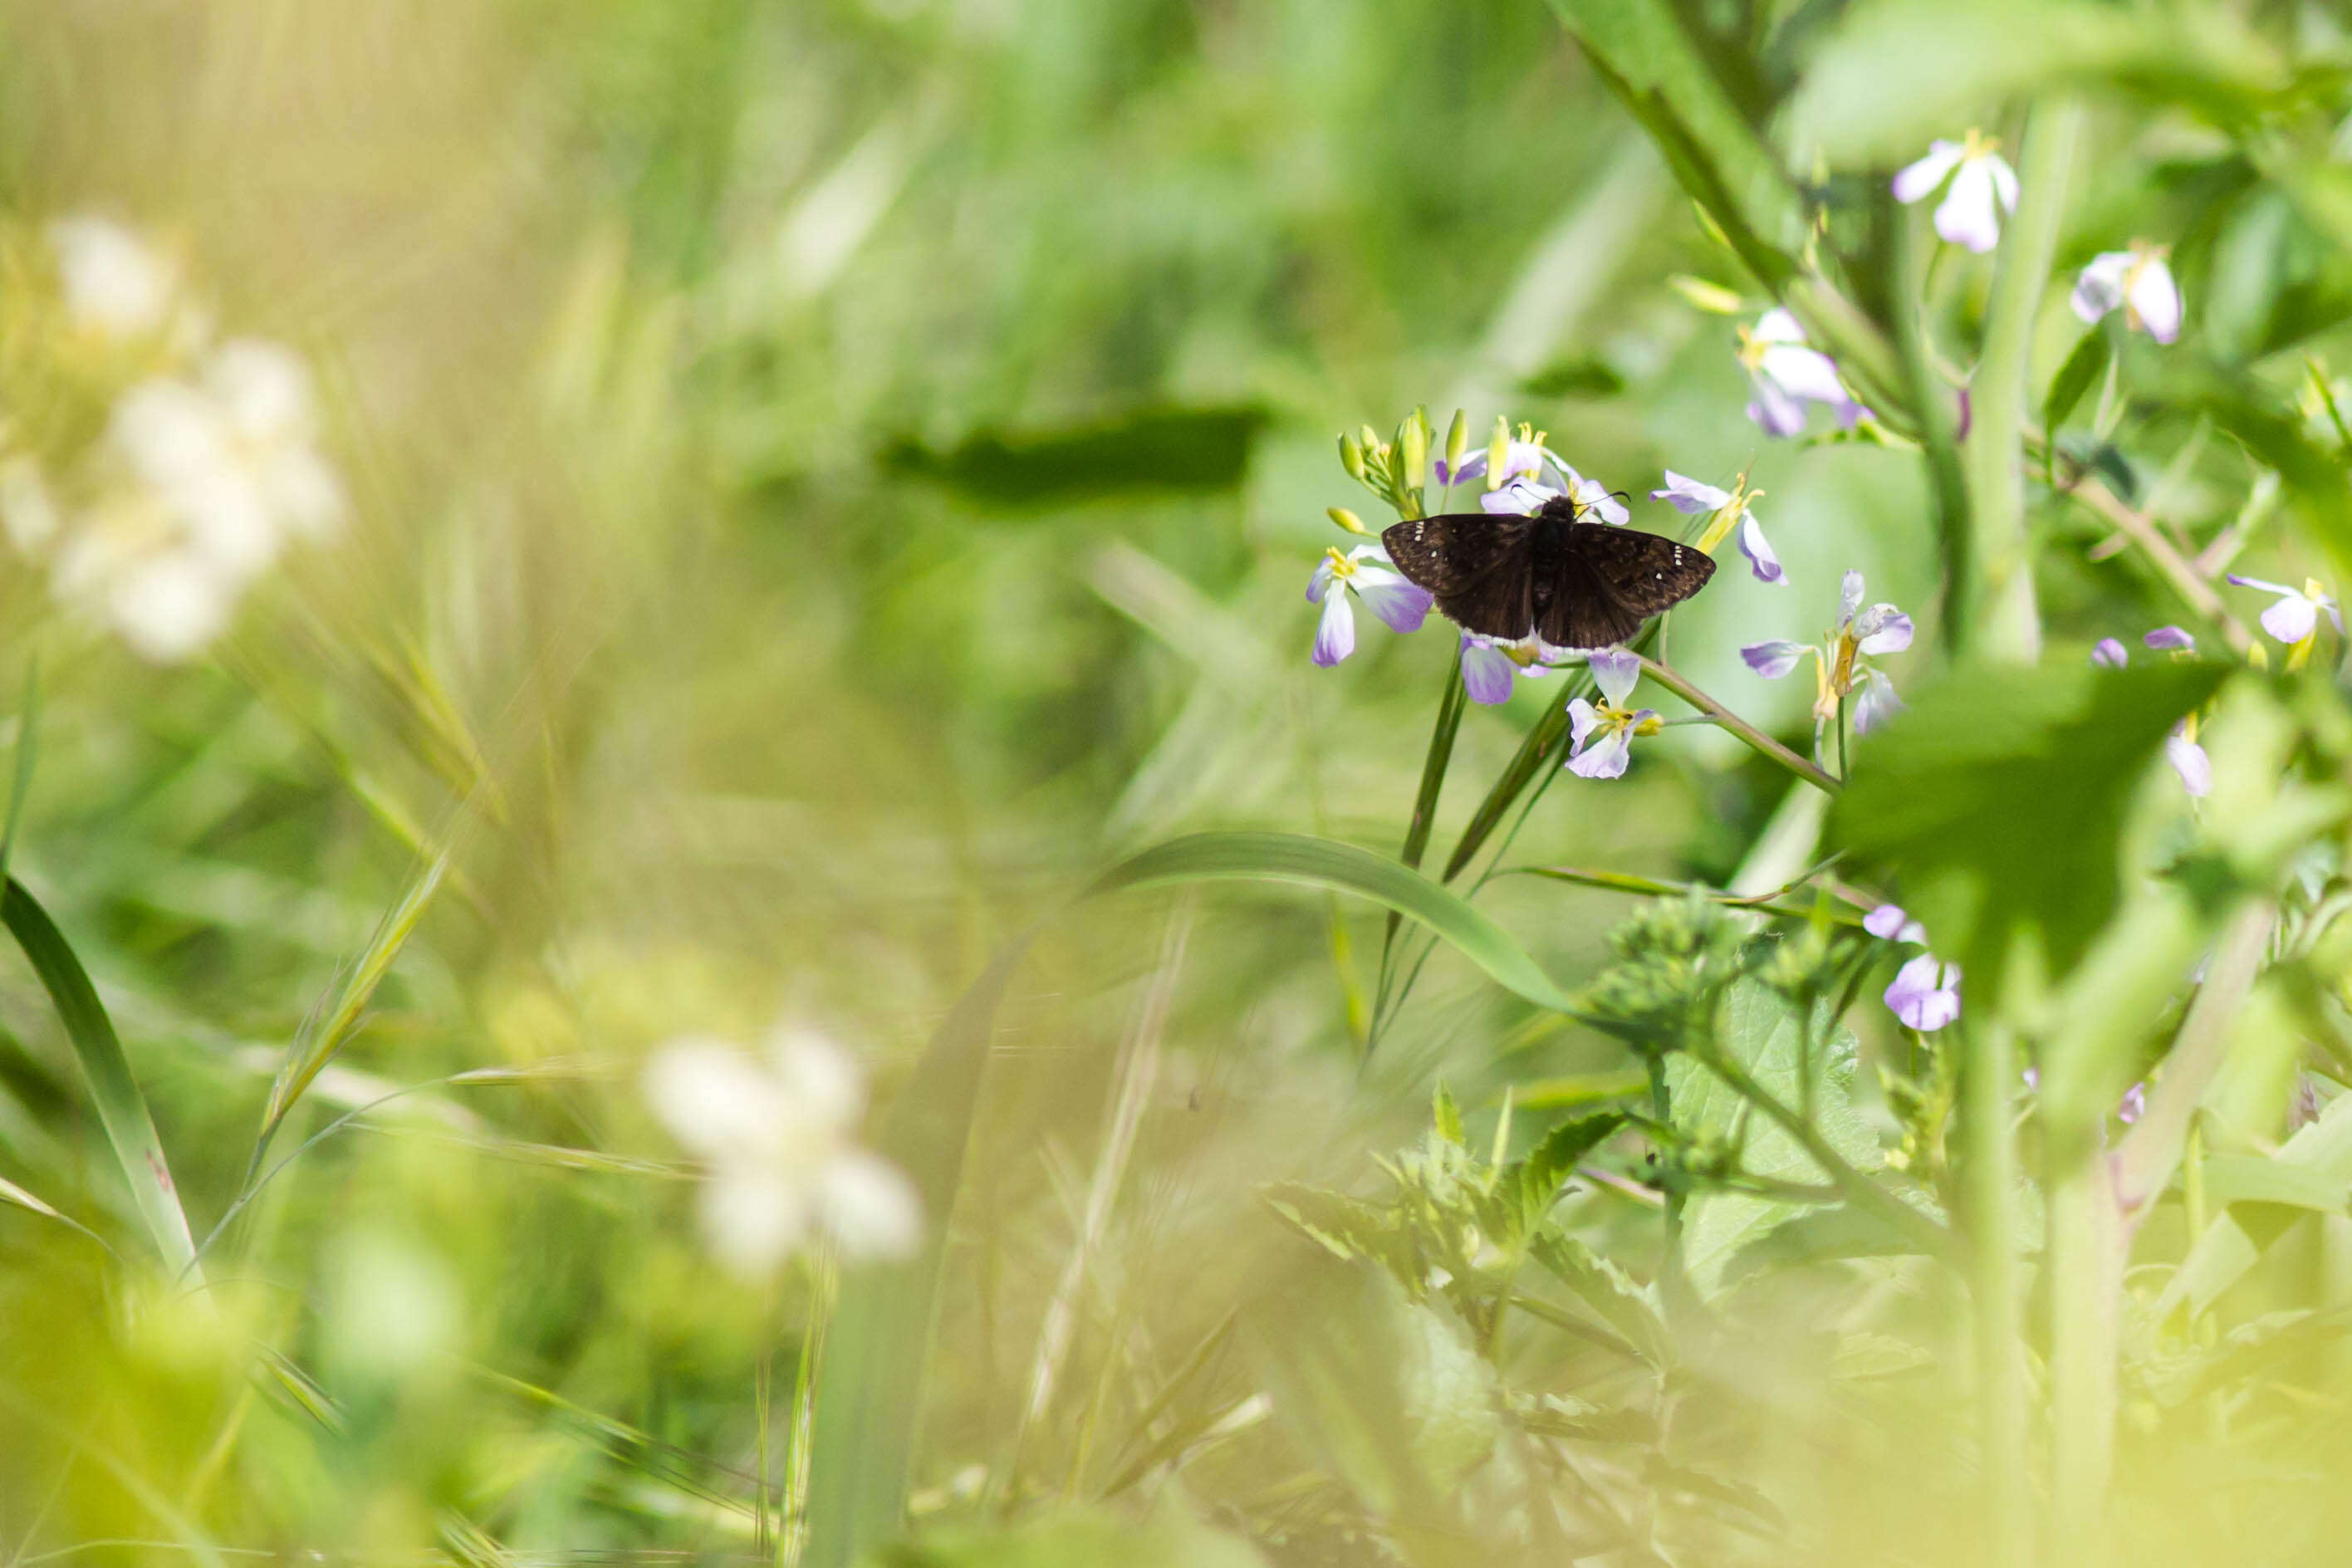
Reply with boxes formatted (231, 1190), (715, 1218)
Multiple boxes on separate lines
(2, 876), (200, 1278)
(806, 938), (1034, 1567)
(251, 849), (448, 1174)
(890, 405), (1268, 507)
(1093, 831), (1580, 1015)
(0, 658), (37, 892)
(0, 1170), (115, 1258)
(1384, 651), (1468, 965)
(1443, 692), (1574, 882)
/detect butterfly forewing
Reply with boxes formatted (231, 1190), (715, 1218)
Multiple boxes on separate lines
(1381, 512), (1538, 639)
(1383, 497), (1716, 649)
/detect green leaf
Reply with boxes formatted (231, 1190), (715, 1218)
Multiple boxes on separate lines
(2198, 1153), (2350, 1216)
(2043, 326), (2113, 435)
(2, 877), (200, 1278)
(1433, 1083), (1466, 1147)
(1092, 832), (1582, 1016)
(1526, 1228), (1672, 1368)
(887, 405), (1267, 507)
(1543, 0), (1803, 290)
(1509, 1111), (1625, 1234)
(885, 1503), (1270, 1568)
(1830, 662), (2234, 992)
(1722, 1203), (1933, 1286)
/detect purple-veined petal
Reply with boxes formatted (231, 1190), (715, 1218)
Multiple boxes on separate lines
(1587, 647), (1641, 708)
(1891, 140), (1966, 204)
(2091, 637), (2128, 668)
(2144, 626), (2194, 651)
(1741, 639), (1811, 679)
(2226, 573), (2296, 596)
(1568, 726), (1632, 779)
(1852, 667), (1906, 733)
(1855, 605), (1913, 655)
(1885, 953), (1962, 1031)
(2166, 731), (2212, 797)
(1936, 156), (2003, 252)
(1449, 440), (1551, 490)
(2070, 251), (2130, 326)
(1460, 636), (1517, 706)
(1482, 477), (1556, 516)
(1306, 555), (1336, 604)
(1355, 574), (1433, 634)
(1566, 697), (1600, 747)
(2129, 256), (2181, 344)
(2117, 1082), (2145, 1125)
(1737, 512), (1787, 586)
(2259, 592), (2319, 645)
(1746, 380), (1808, 439)
(1838, 570), (1866, 627)
(1759, 342), (1850, 407)
(1652, 470), (1730, 515)
(1985, 154), (2019, 213)
(1312, 591), (1355, 667)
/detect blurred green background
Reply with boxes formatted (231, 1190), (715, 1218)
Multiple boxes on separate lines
(4, 0), (2352, 1563)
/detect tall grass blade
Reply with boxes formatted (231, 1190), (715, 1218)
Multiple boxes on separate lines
(1384, 650), (1468, 966)
(2, 876), (200, 1278)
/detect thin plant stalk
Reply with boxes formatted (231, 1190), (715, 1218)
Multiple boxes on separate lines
(1634, 656), (1840, 793)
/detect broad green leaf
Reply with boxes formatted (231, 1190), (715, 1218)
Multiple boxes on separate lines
(1830, 662), (2234, 992)
(1508, 1111), (1626, 1236)
(2, 877), (199, 1279)
(1093, 832), (1581, 1016)
(1723, 1203), (1932, 1286)
(1526, 1228), (1671, 1368)
(2159, 1090), (2352, 1318)
(1543, 0), (1803, 289)
(888, 406), (1267, 507)
(2043, 325), (2113, 434)
(2198, 1153), (2350, 1215)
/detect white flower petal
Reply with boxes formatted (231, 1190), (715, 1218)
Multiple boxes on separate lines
(1757, 343), (1850, 406)
(816, 1150), (924, 1260)
(1652, 471), (1729, 515)
(1566, 697), (1601, 747)
(1587, 647), (1641, 707)
(770, 1027), (866, 1130)
(2070, 252), (2131, 326)
(1567, 727), (1632, 779)
(1935, 158), (2003, 252)
(1312, 590), (1355, 667)
(2165, 733), (2212, 798)
(647, 1038), (791, 1159)
(2128, 256), (2182, 344)
(699, 1170), (811, 1277)
(1840, 569), (1866, 626)
(47, 216), (177, 338)
(1891, 141), (1966, 204)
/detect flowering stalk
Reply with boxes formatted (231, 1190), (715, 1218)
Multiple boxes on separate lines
(1634, 654), (1840, 794)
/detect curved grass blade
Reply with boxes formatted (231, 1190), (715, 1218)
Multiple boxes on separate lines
(249, 848), (448, 1178)
(1091, 831), (1580, 1015)
(0, 658), (37, 892)
(2, 876), (200, 1279)
(1385, 649), (1468, 968)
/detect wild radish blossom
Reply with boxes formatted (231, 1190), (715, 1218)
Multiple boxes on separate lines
(2227, 575), (2340, 669)
(1737, 310), (1864, 439)
(1437, 430), (1629, 525)
(1893, 130), (2020, 254)
(1460, 630), (1554, 707)
(47, 216), (181, 341)
(644, 1027), (923, 1276)
(2071, 243), (2182, 344)
(1740, 570), (1913, 733)
(1651, 470), (1785, 586)
(1864, 903), (1961, 1031)
(2092, 627), (2212, 796)
(1565, 649), (1659, 780)
(1306, 545), (1432, 667)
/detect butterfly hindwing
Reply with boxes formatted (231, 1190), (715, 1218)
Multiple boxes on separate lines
(1381, 512), (1538, 639)
(1562, 521), (1717, 619)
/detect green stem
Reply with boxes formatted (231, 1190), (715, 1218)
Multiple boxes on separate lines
(1892, 202), (1972, 659)
(1634, 656), (1841, 794)
(1502, 864), (1865, 925)
(1964, 101), (2085, 664)
(1966, 1017), (2030, 1567)
(1383, 648), (1470, 976)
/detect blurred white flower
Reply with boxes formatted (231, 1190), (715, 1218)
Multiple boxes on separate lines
(1893, 131), (2019, 254)
(2071, 243), (2181, 344)
(1736, 310), (1864, 439)
(644, 1027), (923, 1276)
(47, 216), (179, 340)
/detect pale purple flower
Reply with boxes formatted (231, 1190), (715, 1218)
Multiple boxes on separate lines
(1737, 309), (1864, 439)
(2071, 245), (2182, 344)
(1894, 133), (2020, 254)
(2144, 626), (2194, 651)
(1864, 902), (1928, 944)
(1885, 953), (1962, 1031)
(1652, 471), (1786, 586)
(2091, 637), (2128, 668)
(1460, 630), (1552, 706)
(1442, 441), (1627, 524)
(2117, 1082), (2146, 1125)
(2227, 575), (2341, 647)
(2166, 726), (2212, 797)
(1742, 569), (1911, 728)
(1564, 649), (1659, 780)
(1306, 545), (1432, 666)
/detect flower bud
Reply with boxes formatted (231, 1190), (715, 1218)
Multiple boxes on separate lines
(1326, 506), (1368, 536)
(1399, 415), (1428, 492)
(1486, 415), (1510, 492)
(1443, 408), (1468, 474)
(1359, 424), (1382, 456)
(1338, 433), (1366, 481)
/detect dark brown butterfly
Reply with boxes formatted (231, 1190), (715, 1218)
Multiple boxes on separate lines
(1382, 492), (1715, 649)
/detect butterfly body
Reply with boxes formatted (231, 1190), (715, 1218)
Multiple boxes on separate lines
(1381, 494), (1714, 649)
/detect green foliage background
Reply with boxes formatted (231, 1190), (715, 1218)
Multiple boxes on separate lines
(3, 2), (2352, 1565)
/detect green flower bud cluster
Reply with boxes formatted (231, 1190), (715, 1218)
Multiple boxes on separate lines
(1332, 404), (1463, 532)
